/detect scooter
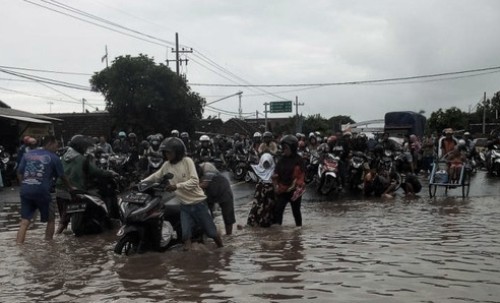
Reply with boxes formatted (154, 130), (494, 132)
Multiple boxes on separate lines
(114, 173), (182, 255)
(316, 153), (341, 195)
(348, 151), (366, 190)
(487, 145), (500, 176)
(66, 174), (120, 236)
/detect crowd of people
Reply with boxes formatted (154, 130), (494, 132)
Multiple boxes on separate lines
(9, 126), (500, 248)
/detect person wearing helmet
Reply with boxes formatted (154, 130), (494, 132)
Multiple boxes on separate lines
(272, 135), (306, 227)
(113, 131), (130, 154)
(307, 132), (319, 153)
(258, 131), (278, 156)
(16, 135), (74, 243)
(180, 132), (194, 156)
(196, 134), (214, 162)
(170, 130), (180, 138)
(143, 137), (223, 250)
(55, 135), (117, 234)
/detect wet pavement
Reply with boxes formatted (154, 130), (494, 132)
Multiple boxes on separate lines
(1, 171), (499, 302)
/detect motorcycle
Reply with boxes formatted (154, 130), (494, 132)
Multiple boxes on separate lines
(378, 149), (402, 190)
(231, 153), (249, 181)
(486, 144), (500, 176)
(315, 153), (341, 195)
(66, 174), (120, 236)
(305, 150), (319, 184)
(0, 145), (17, 187)
(146, 153), (164, 175)
(114, 173), (187, 255)
(348, 151), (366, 190)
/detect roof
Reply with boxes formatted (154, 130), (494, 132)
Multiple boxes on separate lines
(0, 107), (62, 122)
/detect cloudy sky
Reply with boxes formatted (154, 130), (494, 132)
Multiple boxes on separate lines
(1, 0), (500, 123)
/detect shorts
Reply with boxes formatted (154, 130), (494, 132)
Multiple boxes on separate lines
(180, 201), (218, 241)
(20, 193), (52, 222)
(207, 190), (236, 226)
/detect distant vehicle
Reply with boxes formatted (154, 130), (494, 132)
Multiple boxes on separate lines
(384, 111), (426, 138)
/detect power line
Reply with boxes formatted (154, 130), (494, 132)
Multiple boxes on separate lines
(23, 0), (171, 48)
(0, 65), (92, 76)
(0, 67), (91, 91)
(23, 0), (290, 102)
(189, 65), (500, 87)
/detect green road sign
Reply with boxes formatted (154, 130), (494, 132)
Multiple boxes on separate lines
(269, 101), (292, 113)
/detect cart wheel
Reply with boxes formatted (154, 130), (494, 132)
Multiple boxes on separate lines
(429, 184), (437, 197)
(462, 171), (471, 197)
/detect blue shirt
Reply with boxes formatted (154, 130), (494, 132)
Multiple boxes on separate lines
(18, 148), (64, 197)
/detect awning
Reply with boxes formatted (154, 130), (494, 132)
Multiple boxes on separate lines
(0, 114), (52, 124)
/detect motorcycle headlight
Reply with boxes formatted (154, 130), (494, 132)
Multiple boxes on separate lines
(100, 158), (107, 164)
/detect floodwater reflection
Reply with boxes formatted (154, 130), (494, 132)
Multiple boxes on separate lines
(0, 172), (499, 302)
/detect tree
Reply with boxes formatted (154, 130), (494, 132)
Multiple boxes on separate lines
(90, 54), (205, 138)
(302, 114), (330, 136)
(327, 115), (356, 133)
(427, 107), (468, 134)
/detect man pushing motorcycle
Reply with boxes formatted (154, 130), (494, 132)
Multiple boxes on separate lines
(142, 137), (223, 251)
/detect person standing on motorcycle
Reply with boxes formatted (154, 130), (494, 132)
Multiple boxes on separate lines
(196, 161), (235, 235)
(16, 135), (74, 243)
(258, 131), (278, 156)
(272, 135), (306, 227)
(143, 137), (223, 250)
(55, 135), (118, 234)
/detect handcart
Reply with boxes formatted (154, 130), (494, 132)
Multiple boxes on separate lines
(428, 159), (471, 198)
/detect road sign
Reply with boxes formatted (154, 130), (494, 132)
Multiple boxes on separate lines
(269, 101), (292, 113)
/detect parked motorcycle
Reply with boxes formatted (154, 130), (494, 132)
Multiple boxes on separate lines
(114, 173), (184, 255)
(67, 174), (120, 236)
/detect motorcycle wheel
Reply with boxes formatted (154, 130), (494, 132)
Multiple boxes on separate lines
(320, 176), (335, 195)
(71, 212), (85, 237)
(234, 163), (246, 181)
(114, 234), (139, 255)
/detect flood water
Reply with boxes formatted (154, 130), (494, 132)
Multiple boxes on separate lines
(1, 171), (499, 302)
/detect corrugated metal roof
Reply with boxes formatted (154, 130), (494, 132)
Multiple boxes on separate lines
(0, 107), (62, 122)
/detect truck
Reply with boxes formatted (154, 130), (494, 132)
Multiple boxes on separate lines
(384, 111), (426, 138)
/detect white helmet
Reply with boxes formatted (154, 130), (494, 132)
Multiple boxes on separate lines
(458, 139), (466, 146)
(253, 132), (262, 138)
(200, 135), (210, 142)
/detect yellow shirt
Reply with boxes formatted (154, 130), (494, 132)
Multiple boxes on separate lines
(143, 157), (206, 204)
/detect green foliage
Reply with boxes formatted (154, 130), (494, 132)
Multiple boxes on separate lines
(427, 107), (468, 133)
(302, 114), (330, 136)
(90, 54), (205, 138)
(327, 115), (356, 133)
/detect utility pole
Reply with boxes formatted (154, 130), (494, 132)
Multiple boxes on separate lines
(82, 98), (86, 113)
(166, 33), (193, 77)
(294, 95), (304, 133)
(238, 93), (243, 119)
(483, 91), (486, 134)
(264, 103), (269, 131)
(47, 101), (53, 113)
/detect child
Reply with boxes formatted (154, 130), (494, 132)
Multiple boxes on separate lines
(446, 147), (465, 183)
(246, 153), (276, 227)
